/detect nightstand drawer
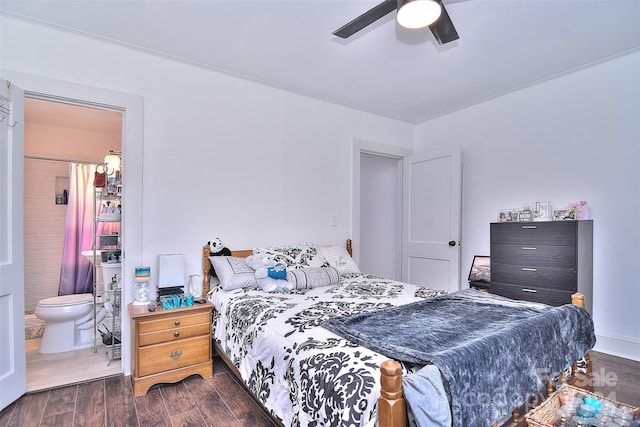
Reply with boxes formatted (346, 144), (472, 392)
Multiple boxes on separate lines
(491, 244), (576, 269)
(490, 222), (576, 245)
(137, 335), (210, 377)
(138, 311), (210, 334)
(491, 263), (576, 291)
(138, 323), (210, 347)
(491, 282), (575, 307)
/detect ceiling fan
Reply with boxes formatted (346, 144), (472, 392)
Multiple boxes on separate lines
(332, 0), (459, 45)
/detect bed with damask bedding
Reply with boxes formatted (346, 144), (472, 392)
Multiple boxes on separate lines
(202, 241), (595, 427)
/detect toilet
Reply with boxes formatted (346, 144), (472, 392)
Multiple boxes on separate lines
(34, 293), (105, 354)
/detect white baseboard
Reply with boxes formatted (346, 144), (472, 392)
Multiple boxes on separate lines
(593, 331), (640, 362)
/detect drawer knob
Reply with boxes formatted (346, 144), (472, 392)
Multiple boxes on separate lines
(522, 247), (537, 251)
(174, 320), (181, 326)
(174, 331), (180, 338)
(522, 288), (538, 293)
(522, 267), (537, 272)
(170, 350), (183, 360)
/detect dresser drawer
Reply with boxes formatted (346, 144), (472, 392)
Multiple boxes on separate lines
(491, 263), (576, 291)
(491, 244), (576, 269)
(137, 335), (210, 377)
(491, 282), (575, 307)
(138, 323), (210, 347)
(138, 311), (210, 334)
(490, 222), (576, 246)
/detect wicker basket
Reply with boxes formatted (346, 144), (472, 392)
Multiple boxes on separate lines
(106, 343), (121, 360)
(525, 385), (637, 427)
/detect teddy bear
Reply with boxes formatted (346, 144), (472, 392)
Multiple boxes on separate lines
(209, 237), (232, 257)
(245, 252), (290, 293)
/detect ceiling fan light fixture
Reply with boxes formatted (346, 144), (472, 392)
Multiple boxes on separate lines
(396, 0), (442, 29)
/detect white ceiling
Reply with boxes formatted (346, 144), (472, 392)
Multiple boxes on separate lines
(3, 0), (639, 124)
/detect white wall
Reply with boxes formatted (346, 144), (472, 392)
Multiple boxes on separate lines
(415, 51), (640, 361)
(0, 15), (414, 296)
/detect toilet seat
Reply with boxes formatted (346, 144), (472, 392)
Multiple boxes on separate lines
(38, 293), (93, 308)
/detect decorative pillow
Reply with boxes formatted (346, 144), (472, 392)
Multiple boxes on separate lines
(209, 256), (257, 290)
(286, 266), (340, 290)
(318, 245), (361, 275)
(252, 244), (327, 270)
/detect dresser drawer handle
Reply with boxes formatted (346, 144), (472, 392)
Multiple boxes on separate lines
(174, 320), (180, 326)
(522, 288), (538, 293)
(522, 247), (537, 250)
(522, 267), (537, 272)
(174, 331), (180, 338)
(170, 350), (183, 360)
(521, 225), (537, 229)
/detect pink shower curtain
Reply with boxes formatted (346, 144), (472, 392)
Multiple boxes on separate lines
(58, 163), (95, 295)
(57, 163), (120, 295)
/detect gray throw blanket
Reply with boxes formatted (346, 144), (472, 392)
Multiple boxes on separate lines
(322, 289), (596, 427)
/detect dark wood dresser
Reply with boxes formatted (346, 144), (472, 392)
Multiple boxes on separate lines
(490, 220), (593, 313)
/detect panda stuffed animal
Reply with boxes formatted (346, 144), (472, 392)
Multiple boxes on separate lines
(209, 237), (232, 257)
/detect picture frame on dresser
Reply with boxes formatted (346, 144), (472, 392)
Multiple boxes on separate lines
(497, 208), (519, 222)
(554, 208), (578, 221)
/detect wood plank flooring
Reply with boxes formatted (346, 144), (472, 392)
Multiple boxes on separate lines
(1, 351), (637, 427)
(1, 357), (276, 427)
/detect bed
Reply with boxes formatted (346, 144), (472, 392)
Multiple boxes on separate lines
(202, 240), (595, 427)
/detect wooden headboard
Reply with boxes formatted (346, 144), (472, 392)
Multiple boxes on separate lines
(201, 239), (352, 297)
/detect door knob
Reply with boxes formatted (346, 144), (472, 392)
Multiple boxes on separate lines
(448, 240), (456, 247)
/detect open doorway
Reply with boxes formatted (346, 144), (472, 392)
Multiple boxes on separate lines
(359, 152), (403, 280)
(352, 139), (411, 281)
(23, 97), (123, 391)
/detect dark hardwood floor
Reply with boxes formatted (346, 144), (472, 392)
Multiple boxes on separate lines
(1, 351), (637, 427)
(0, 357), (276, 427)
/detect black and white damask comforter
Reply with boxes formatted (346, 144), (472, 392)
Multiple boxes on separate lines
(208, 273), (446, 427)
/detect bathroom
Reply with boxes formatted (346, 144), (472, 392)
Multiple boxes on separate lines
(23, 97), (123, 391)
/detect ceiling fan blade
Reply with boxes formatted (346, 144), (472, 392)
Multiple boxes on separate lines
(429, 1), (459, 44)
(332, 0), (397, 39)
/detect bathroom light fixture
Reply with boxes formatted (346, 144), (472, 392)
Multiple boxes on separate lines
(104, 150), (121, 176)
(396, 0), (442, 29)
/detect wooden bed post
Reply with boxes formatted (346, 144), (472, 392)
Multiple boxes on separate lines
(202, 244), (211, 298)
(570, 292), (593, 391)
(378, 360), (407, 427)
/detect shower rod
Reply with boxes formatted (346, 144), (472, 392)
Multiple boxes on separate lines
(24, 155), (101, 165)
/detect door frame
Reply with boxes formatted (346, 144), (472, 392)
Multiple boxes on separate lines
(351, 138), (411, 270)
(1, 70), (143, 378)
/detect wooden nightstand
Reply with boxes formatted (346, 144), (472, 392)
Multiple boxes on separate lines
(129, 301), (213, 397)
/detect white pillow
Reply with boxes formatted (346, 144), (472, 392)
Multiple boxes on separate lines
(286, 266), (341, 290)
(318, 245), (361, 275)
(209, 256), (257, 290)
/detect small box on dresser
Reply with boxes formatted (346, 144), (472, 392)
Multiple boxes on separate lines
(490, 220), (593, 313)
(129, 301), (214, 397)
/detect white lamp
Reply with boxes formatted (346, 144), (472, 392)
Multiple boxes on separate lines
(104, 150), (121, 178)
(397, 0), (442, 29)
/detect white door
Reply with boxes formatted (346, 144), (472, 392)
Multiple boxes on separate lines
(402, 146), (461, 292)
(0, 79), (26, 410)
